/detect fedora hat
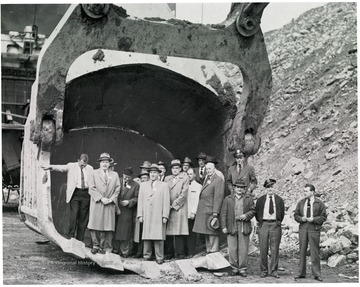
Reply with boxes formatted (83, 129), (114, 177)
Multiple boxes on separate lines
(97, 152), (113, 162)
(196, 152), (207, 160)
(182, 157), (192, 165)
(169, 159), (182, 168)
(233, 149), (245, 158)
(123, 167), (133, 176)
(149, 163), (161, 173)
(139, 161), (151, 170)
(138, 171), (149, 178)
(264, 178), (276, 188)
(207, 216), (220, 231)
(109, 159), (117, 167)
(157, 161), (167, 168)
(234, 178), (247, 188)
(204, 155), (218, 164)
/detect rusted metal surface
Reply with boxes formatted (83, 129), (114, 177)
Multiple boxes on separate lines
(20, 3), (271, 277)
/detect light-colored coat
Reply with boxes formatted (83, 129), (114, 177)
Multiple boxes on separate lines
(193, 173), (225, 235)
(165, 173), (189, 235)
(87, 169), (120, 231)
(137, 180), (170, 240)
(187, 180), (202, 218)
(51, 162), (94, 203)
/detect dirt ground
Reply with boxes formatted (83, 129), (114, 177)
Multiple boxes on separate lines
(2, 210), (359, 284)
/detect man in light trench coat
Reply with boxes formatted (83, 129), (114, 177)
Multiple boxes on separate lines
(137, 163), (170, 264)
(87, 153), (120, 254)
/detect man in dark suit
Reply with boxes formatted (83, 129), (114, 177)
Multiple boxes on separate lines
(193, 155), (224, 253)
(294, 183), (327, 282)
(158, 161), (167, 182)
(227, 149), (257, 195)
(221, 179), (255, 277)
(255, 179), (285, 278)
(193, 152), (207, 184)
(114, 167), (139, 257)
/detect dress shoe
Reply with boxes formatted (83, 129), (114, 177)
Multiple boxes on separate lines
(112, 250), (119, 254)
(122, 254), (128, 258)
(144, 257), (152, 261)
(314, 276), (323, 282)
(239, 272), (247, 277)
(230, 270), (239, 276)
(98, 249), (106, 254)
(271, 274), (280, 279)
(91, 248), (98, 254)
(156, 259), (164, 265)
(260, 273), (267, 278)
(294, 275), (306, 280)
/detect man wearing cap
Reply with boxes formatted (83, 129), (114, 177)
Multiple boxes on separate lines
(255, 179), (285, 278)
(294, 184), (327, 282)
(182, 157), (192, 173)
(193, 152), (207, 184)
(184, 167), (202, 257)
(88, 153), (120, 254)
(221, 178), (255, 277)
(41, 154), (93, 242)
(193, 156), (225, 253)
(227, 149), (257, 196)
(165, 159), (190, 259)
(137, 163), (170, 264)
(114, 167), (140, 257)
(158, 161), (167, 182)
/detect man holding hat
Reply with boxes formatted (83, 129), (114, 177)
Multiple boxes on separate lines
(137, 163), (170, 264)
(165, 159), (189, 259)
(193, 155), (225, 253)
(221, 178), (255, 277)
(88, 153), (120, 254)
(294, 184), (327, 282)
(255, 179), (285, 278)
(227, 149), (257, 195)
(114, 167), (139, 257)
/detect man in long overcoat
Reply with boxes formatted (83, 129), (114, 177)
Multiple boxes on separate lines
(88, 153), (120, 254)
(165, 159), (189, 259)
(193, 156), (225, 253)
(114, 167), (139, 257)
(137, 163), (170, 264)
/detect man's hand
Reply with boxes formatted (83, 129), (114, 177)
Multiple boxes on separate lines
(138, 217), (143, 223)
(162, 217), (168, 224)
(122, 200), (129, 206)
(212, 213), (218, 217)
(236, 214), (246, 221)
(116, 210), (121, 215)
(190, 213), (195, 220)
(301, 216), (307, 222)
(222, 228), (228, 234)
(307, 217), (314, 222)
(101, 198), (111, 205)
(41, 165), (52, 171)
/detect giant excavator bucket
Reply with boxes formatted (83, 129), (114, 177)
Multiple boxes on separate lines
(19, 3), (272, 279)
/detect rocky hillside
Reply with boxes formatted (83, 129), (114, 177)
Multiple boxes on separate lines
(247, 2), (358, 265)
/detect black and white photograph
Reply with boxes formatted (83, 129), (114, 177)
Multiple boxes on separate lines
(1, 1), (358, 284)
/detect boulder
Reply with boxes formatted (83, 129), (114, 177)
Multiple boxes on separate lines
(327, 253), (346, 267)
(338, 235), (352, 251)
(346, 252), (359, 262)
(341, 224), (359, 244)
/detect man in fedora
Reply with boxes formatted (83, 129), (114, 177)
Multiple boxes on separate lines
(109, 159), (117, 171)
(137, 163), (170, 264)
(294, 184), (327, 282)
(41, 154), (93, 242)
(193, 155), (225, 253)
(221, 178), (255, 277)
(255, 179), (285, 278)
(158, 161), (167, 182)
(165, 159), (189, 259)
(87, 153), (120, 254)
(182, 157), (192, 173)
(193, 152), (207, 184)
(114, 167), (139, 257)
(227, 149), (257, 196)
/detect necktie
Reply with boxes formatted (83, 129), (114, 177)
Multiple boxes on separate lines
(200, 168), (204, 178)
(269, 195), (274, 215)
(80, 167), (85, 189)
(151, 181), (154, 189)
(306, 198), (311, 217)
(104, 171), (108, 184)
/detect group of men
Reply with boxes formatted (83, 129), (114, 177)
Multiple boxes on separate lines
(42, 149), (327, 281)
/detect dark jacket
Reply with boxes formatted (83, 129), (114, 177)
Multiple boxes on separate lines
(226, 164), (257, 194)
(255, 194), (285, 227)
(220, 194), (255, 235)
(294, 197), (327, 231)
